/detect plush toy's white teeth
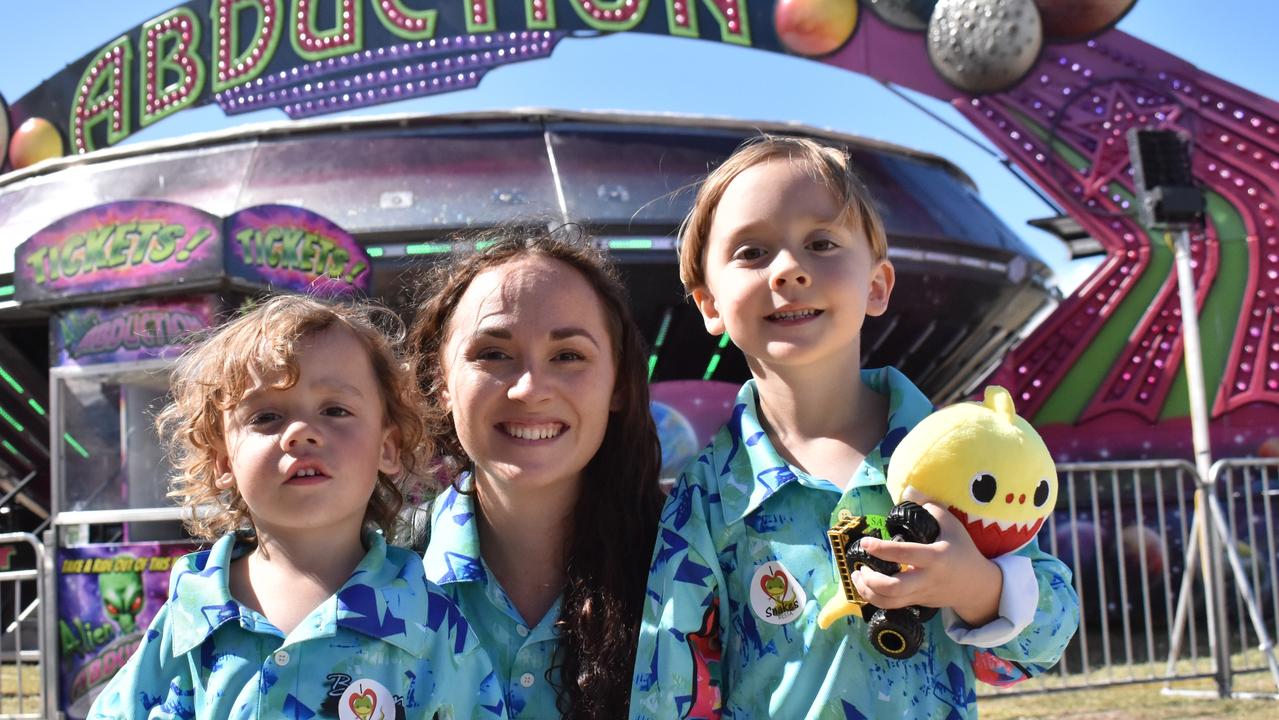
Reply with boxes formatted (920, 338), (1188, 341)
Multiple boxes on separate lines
(975, 515), (1035, 534)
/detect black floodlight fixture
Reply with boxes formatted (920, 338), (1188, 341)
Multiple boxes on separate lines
(1126, 128), (1205, 230)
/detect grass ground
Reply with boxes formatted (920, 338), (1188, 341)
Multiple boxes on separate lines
(0, 662), (42, 716)
(3, 660), (1276, 717)
(979, 651), (1279, 719)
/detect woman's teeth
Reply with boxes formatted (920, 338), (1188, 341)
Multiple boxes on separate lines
(502, 423), (563, 440)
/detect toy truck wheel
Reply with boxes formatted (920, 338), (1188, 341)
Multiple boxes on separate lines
(886, 501), (940, 544)
(845, 536), (899, 576)
(868, 607), (925, 659)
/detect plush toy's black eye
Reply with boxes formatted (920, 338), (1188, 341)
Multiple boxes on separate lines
(971, 473), (997, 503)
(1034, 479), (1051, 507)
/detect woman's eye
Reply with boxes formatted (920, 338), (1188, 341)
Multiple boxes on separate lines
(553, 350), (585, 362)
(475, 348), (510, 361)
(323, 406), (353, 417)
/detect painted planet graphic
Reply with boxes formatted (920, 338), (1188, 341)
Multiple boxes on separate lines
(651, 400), (700, 479)
(928, 0), (1043, 95)
(866, 0), (938, 31)
(774, 0), (859, 57)
(1034, 0), (1135, 41)
(10, 116), (64, 169)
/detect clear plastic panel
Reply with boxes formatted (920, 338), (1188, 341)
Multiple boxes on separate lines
(58, 367), (174, 513)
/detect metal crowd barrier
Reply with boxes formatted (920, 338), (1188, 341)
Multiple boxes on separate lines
(1, 462), (1276, 714)
(0, 533), (48, 720)
(983, 458), (1279, 701)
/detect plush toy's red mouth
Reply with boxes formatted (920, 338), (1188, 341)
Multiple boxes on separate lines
(949, 507), (1045, 558)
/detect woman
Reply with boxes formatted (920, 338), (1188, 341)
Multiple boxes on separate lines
(409, 226), (665, 719)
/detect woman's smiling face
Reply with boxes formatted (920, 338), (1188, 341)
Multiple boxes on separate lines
(439, 255), (618, 499)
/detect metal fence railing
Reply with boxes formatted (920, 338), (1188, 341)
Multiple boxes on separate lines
(1, 461), (1276, 714)
(0, 533), (48, 720)
(983, 458), (1279, 701)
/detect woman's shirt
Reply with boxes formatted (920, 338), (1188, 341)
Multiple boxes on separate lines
(89, 531), (506, 719)
(424, 485), (563, 720)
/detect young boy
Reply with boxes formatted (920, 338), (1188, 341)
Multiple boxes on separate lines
(89, 296), (506, 719)
(630, 137), (1078, 719)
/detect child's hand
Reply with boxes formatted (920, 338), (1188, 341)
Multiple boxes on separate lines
(850, 502), (1003, 627)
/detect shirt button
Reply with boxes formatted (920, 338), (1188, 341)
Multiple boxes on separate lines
(516, 625), (529, 637)
(273, 650), (290, 667)
(519, 673), (535, 688)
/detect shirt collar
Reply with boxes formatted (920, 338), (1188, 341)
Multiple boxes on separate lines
(717, 366), (932, 524)
(169, 531), (439, 658)
(422, 481), (488, 586)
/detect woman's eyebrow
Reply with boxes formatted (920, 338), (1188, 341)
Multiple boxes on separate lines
(550, 327), (601, 348)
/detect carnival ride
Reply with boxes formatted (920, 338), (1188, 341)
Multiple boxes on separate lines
(0, 0), (1277, 714)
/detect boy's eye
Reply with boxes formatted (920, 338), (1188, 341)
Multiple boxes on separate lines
(247, 412), (280, 426)
(323, 406), (353, 417)
(809, 237), (838, 251)
(732, 246), (765, 262)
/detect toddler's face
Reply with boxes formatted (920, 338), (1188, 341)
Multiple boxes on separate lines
(692, 158), (893, 373)
(217, 326), (401, 542)
(438, 255), (618, 502)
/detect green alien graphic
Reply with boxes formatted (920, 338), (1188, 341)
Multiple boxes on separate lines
(99, 556), (145, 634)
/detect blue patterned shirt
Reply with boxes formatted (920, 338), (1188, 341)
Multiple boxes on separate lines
(89, 531), (506, 719)
(630, 367), (1079, 719)
(424, 485), (563, 720)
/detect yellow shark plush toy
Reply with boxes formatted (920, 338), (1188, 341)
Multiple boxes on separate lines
(815, 386), (1057, 646)
(888, 385), (1057, 559)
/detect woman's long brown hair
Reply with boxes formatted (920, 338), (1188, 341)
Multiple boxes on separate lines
(408, 225), (663, 718)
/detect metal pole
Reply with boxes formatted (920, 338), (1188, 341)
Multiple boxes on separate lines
(1170, 228), (1231, 696)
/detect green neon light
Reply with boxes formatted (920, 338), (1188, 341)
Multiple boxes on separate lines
(703, 355), (723, 381)
(0, 367), (24, 394)
(646, 309), (674, 381)
(609, 239), (654, 251)
(0, 407), (24, 433)
(702, 334), (732, 380)
(27, 399), (46, 416)
(0, 286), (13, 297)
(366, 247), (384, 258)
(1, 441), (28, 464)
(406, 243), (451, 255)
(63, 433), (90, 459)
(474, 240), (495, 252)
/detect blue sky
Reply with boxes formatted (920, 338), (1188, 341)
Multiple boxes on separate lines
(3, 1), (1277, 291)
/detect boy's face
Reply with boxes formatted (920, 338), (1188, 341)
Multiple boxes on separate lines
(692, 159), (894, 373)
(217, 326), (401, 543)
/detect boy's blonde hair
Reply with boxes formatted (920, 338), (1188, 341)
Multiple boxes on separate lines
(678, 135), (889, 290)
(158, 295), (427, 542)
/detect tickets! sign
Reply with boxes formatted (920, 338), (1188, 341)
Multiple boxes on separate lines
(15, 201), (371, 305)
(15, 200), (222, 304)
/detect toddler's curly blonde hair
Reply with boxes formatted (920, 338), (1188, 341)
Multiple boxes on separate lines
(157, 295), (427, 541)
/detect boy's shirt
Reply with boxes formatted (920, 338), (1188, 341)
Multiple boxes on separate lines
(89, 531), (506, 720)
(424, 483), (563, 720)
(630, 367), (1079, 720)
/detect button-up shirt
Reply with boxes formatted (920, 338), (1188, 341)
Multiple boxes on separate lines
(89, 531), (506, 719)
(424, 485), (563, 719)
(630, 367), (1079, 719)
